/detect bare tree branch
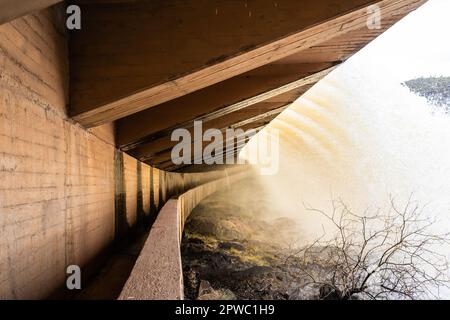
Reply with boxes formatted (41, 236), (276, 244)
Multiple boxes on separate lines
(289, 197), (450, 300)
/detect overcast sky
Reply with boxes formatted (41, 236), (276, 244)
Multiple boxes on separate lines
(346, 0), (450, 82)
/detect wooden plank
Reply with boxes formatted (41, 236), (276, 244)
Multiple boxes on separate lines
(229, 105), (289, 129)
(70, 0), (396, 126)
(141, 118), (270, 165)
(159, 142), (248, 171)
(0, 0), (63, 25)
(143, 117), (271, 169)
(117, 61), (331, 149)
(160, 128), (259, 167)
(120, 67), (333, 151)
(130, 0), (426, 172)
(115, 0), (426, 154)
(128, 101), (290, 162)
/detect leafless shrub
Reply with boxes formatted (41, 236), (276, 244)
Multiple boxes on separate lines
(289, 196), (450, 300)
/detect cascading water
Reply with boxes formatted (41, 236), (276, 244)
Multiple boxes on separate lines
(241, 0), (450, 241)
(181, 0), (450, 300)
(243, 64), (450, 240)
(237, 0), (450, 298)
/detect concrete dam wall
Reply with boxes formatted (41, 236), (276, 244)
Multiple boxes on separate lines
(0, 6), (231, 299)
(0, 0), (428, 300)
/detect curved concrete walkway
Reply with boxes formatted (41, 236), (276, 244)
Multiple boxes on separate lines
(118, 170), (249, 300)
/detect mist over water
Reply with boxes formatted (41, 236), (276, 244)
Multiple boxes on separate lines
(235, 62), (450, 298)
(240, 0), (450, 243)
(182, 0), (450, 299)
(244, 65), (450, 241)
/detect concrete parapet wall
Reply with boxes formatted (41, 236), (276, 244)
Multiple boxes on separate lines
(119, 169), (249, 300)
(117, 199), (184, 300)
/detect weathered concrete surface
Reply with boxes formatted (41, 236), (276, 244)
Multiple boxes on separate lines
(74, 229), (150, 300)
(0, 5), (239, 299)
(119, 200), (184, 300)
(119, 170), (249, 300)
(0, 6), (115, 299)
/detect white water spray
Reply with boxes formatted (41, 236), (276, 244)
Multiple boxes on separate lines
(241, 0), (450, 243)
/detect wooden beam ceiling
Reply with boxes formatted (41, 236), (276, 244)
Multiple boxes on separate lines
(65, 0), (427, 171)
(118, 65), (335, 151)
(137, 107), (284, 165)
(156, 125), (265, 172)
(69, 0), (390, 127)
(0, 0), (63, 25)
(129, 101), (288, 163)
(118, 0), (426, 169)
